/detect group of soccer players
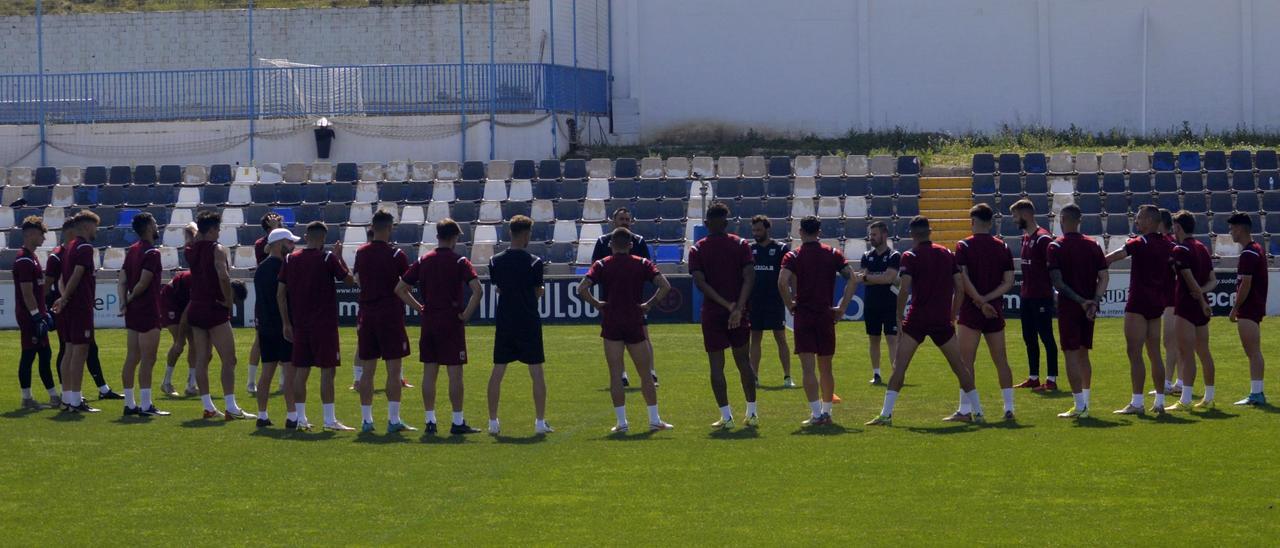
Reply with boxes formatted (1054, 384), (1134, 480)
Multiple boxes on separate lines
(10, 196), (1271, 431)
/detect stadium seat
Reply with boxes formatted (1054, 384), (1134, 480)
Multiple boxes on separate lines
(375, 182), (406, 203)
(1233, 172), (1255, 192)
(972, 154), (996, 175)
(126, 185), (159, 207)
(310, 163), (334, 184)
(738, 178), (765, 198)
(83, 166), (108, 186)
(1262, 191), (1280, 211)
(1229, 150), (1253, 171)
(654, 245), (683, 264)
(282, 163), (309, 184)
(455, 182), (485, 201)
(971, 174), (996, 195)
(558, 180), (587, 201)
(582, 200), (607, 222)
(1153, 172), (1178, 192)
(816, 197), (841, 218)
(250, 184), (276, 205)
(1206, 171), (1229, 192)
(607, 180), (635, 200)
(1048, 153), (1074, 175)
(793, 177), (816, 198)
(766, 178), (792, 198)
(869, 197), (893, 218)
(1075, 153), (1099, 173)
(1183, 193), (1206, 213)
(612, 159), (637, 180)
(1128, 193), (1153, 212)
(1101, 173), (1126, 194)
(1178, 151), (1201, 172)
(461, 161), (486, 182)
(897, 176), (920, 196)
(108, 166), (132, 185)
(1128, 172), (1152, 193)
(586, 158), (613, 180)
(381, 160), (408, 183)
(997, 174), (1021, 195)
(321, 204), (349, 225)
(1266, 213), (1280, 234)
(435, 162), (461, 182)
(871, 176), (896, 197)
(407, 161), (434, 182)
(997, 153), (1021, 175)
(972, 194), (996, 210)
(844, 218), (868, 239)
(1155, 193), (1180, 211)
(817, 177), (843, 197)
(897, 156), (921, 176)
(22, 186), (50, 207)
(1023, 153), (1047, 174)
(234, 166), (258, 184)
(1023, 175), (1047, 194)
(896, 197), (920, 217)
(1208, 192), (1233, 213)
(1099, 153), (1124, 174)
(258, 163), (283, 184)
(34, 167), (57, 187)
(181, 165), (207, 186)
(1180, 172), (1203, 193)
(1105, 215), (1131, 236)
(51, 185), (74, 207)
(98, 186), (125, 206)
(484, 180), (510, 202)
(1126, 152), (1151, 173)
(1152, 151), (1175, 172)
(209, 165), (233, 185)
(59, 167), (85, 186)
(1203, 150), (1227, 172)
(817, 156), (844, 177)
(844, 196), (868, 218)
(664, 158), (689, 179)
(1080, 215), (1103, 235)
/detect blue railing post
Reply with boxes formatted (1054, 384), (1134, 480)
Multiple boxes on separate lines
(459, 2), (468, 162)
(489, 0), (497, 161)
(36, 0), (46, 167)
(572, 0), (579, 133)
(607, 0), (613, 133)
(549, 0), (558, 158)
(248, 0), (256, 164)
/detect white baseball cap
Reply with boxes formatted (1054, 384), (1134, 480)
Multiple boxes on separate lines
(267, 228), (300, 244)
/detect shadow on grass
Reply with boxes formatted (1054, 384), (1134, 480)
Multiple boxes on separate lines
(983, 419), (1033, 430)
(1192, 408), (1238, 420)
(353, 431), (413, 444)
(1255, 403), (1280, 414)
(598, 430), (667, 442)
(790, 424), (858, 436)
(905, 423), (974, 435)
(1030, 390), (1073, 400)
(494, 433), (549, 445)
(179, 418), (226, 428)
(48, 411), (87, 422)
(419, 433), (470, 445)
(1071, 416), (1127, 428)
(1, 408), (44, 419)
(709, 427), (761, 440)
(1136, 413), (1195, 425)
(112, 415), (155, 425)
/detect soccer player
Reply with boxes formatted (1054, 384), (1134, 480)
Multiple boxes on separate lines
(1165, 211), (1217, 411)
(159, 223), (197, 397)
(591, 207), (658, 387)
(13, 216), (57, 410)
(1047, 205), (1108, 418)
(1157, 209), (1182, 396)
(867, 216), (983, 425)
(253, 228), (298, 428)
(353, 211), (416, 434)
(579, 227), (674, 433)
(954, 204), (1017, 420)
(47, 217), (121, 403)
(689, 202), (758, 428)
(186, 210), (251, 420)
(278, 221), (356, 432)
(118, 212), (170, 417)
(860, 220), (901, 385)
(1008, 199), (1059, 391)
(748, 215), (793, 388)
(1227, 213), (1268, 406)
(486, 215), (553, 435)
(777, 216), (857, 426)
(394, 219), (484, 435)
(1105, 204), (1172, 415)
(52, 210), (104, 413)
(247, 212), (284, 396)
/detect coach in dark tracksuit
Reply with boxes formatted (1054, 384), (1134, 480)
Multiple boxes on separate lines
(591, 207), (656, 387)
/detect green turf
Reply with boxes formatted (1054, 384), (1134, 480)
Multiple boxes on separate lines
(2, 319), (1277, 544)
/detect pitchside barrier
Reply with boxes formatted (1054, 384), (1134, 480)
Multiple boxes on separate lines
(2, 271), (1278, 330)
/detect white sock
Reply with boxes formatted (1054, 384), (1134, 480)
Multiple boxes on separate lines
(1154, 392), (1165, 407)
(74, 391), (83, 406)
(808, 400), (821, 417)
(647, 405), (661, 424)
(21, 387), (33, 399)
(225, 394), (240, 412)
(1002, 388), (1014, 412)
(425, 410), (437, 424)
(881, 390), (899, 416)
(489, 418), (500, 430)
(965, 389), (983, 416)
(719, 405), (732, 421)
(1082, 389), (1091, 408)
(1130, 393), (1144, 408)
(98, 384), (111, 395)
(287, 411), (297, 422)
(124, 388), (135, 408)
(1047, 376), (1056, 383)
(323, 403), (336, 425)
(139, 388), (152, 410)
(1073, 392), (1085, 409)
(746, 401), (758, 416)
(820, 401), (832, 415)
(614, 405), (627, 425)
(1204, 385), (1214, 401)
(61, 390), (70, 403)
(621, 371), (630, 381)
(247, 364), (258, 384)
(257, 410), (268, 420)
(186, 369), (196, 386)
(873, 368), (881, 376)
(1252, 380), (1264, 394)
(163, 366), (175, 385)
(353, 365), (363, 383)
(452, 411), (465, 425)
(295, 402), (307, 422)
(361, 405), (373, 423)
(535, 418), (547, 429)
(201, 394), (216, 412)
(388, 401), (401, 424)
(1180, 384), (1194, 404)
(1029, 375), (1039, 381)
(1165, 379), (1175, 390)
(47, 387), (57, 398)
(958, 389), (971, 414)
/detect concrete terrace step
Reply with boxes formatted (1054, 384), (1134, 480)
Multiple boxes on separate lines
(919, 176), (972, 190)
(919, 197), (973, 210)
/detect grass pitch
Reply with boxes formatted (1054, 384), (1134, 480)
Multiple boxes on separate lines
(2, 319), (1277, 545)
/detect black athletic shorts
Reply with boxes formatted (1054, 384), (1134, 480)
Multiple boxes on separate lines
(493, 324), (545, 365)
(863, 297), (898, 336)
(750, 305), (786, 331)
(257, 324), (294, 364)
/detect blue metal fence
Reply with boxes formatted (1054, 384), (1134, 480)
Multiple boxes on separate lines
(0, 63), (607, 125)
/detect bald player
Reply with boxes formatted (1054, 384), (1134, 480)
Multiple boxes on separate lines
(1164, 211), (1217, 412)
(1227, 213), (1268, 406)
(1106, 204), (1172, 415)
(953, 204), (1017, 420)
(1048, 204), (1108, 418)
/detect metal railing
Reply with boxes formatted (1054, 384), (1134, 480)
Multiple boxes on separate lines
(0, 63), (608, 125)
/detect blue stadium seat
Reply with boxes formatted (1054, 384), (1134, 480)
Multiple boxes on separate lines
(1105, 215), (1131, 236)
(999, 216), (1020, 237)
(294, 205), (322, 224)
(1152, 151), (1176, 172)
(819, 219), (841, 237)
(1256, 150), (1278, 171)
(1182, 193), (1207, 213)
(1024, 174), (1047, 194)
(502, 201), (532, 219)
(656, 220), (684, 242)
(203, 185), (230, 205)
(1029, 193), (1051, 213)
(817, 177), (843, 197)
(159, 165), (183, 185)
(1191, 215), (1209, 236)
(896, 196), (920, 217)
(654, 245), (683, 263)
(74, 186), (98, 206)
(97, 227), (126, 248)
(1076, 194), (1102, 214)
(271, 207), (295, 226)
(1075, 173), (1099, 194)
(1233, 172), (1255, 192)
(1101, 173), (1126, 194)
(972, 194), (996, 209)
(250, 185), (276, 205)
(553, 201), (582, 221)
(766, 177), (791, 198)
(237, 226), (259, 246)
(763, 198), (789, 219)
(98, 186), (125, 206)
(1205, 171), (1229, 192)
(735, 198), (763, 219)
(657, 200), (684, 220)
(557, 180), (587, 201)
(376, 182), (406, 203)
(455, 182), (484, 201)
(512, 160), (538, 180)
(1203, 151), (1227, 171)
(897, 156), (920, 175)
(461, 161), (486, 182)
(124, 185), (154, 207)
(1154, 172), (1178, 192)
(134, 165), (157, 185)
(844, 218), (868, 239)
(533, 180), (560, 200)
(323, 204), (350, 225)
(768, 157), (792, 177)
(538, 160), (562, 180)
(23, 187), (51, 207)
(870, 176), (896, 197)
(1023, 153), (1047, 174)
(611, 180), (637, 199)
(631, 200), (659, 221)
(34, 167), (57, 186)
(997, 194), (1020, 214)
(404, 182), (432, 204)
(1211, 213), (1232, 234)
(108, 166), (132, 185)
(972, 154), (996, 175)
(659, 179), (686, 200)
(612, 159), (637, 179)
(998, 153), (1021, 174)
(869, 197), (893, 217)
(1080, 215), (1103, 235)
(84, 166), (107, 186)
(1156, 193), (1180, 211)
(335, 163), (359, 183)
(529, 222), (552, 243)
(327, 183), (355, 204)
(209, 164), (233, 185)
(1208, 192), (1233, 213)
(997, 174), (1021, 195)
(563, 159), (587, 180)
(273, 185), (303, 205)
(1129, 193), (1153, 212)
(1237, 191), (1260, 212)
(1177, 151), (1201, 172)
(635, 181), (662, 200)
(142, 206), (170, 225)
(1103, 194), (1128, 214)
(1128, 172), (1152, 193)
(897, 175), (920, 196)
(547, 243), (574, 264)
(1230, 150), (1253, 171)
(1262, 191), (1280, 211)
(524, 242), (547, 257)
(243, 206), (268, 226)
(844, 177), (869, 197)
(1180, 173), (1203, 193)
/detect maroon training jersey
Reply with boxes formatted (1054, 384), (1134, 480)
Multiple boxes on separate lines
(12, 247), (45, 317)
(122, 240), (163, 325)
(901, 241), (960, 327)
(59, 236), (97, 315)
(254, 236), (268, 264)
(1123, 233), (1174, 313)
(160, 270), (192, 325)
(401, 246), (478, 318)
(45, 245), (63, 285)
(187, 240), (224, 305)
(354, 240), (410, 308)
(585, 253), (660, 329)
(955, 234), (1014, 309)
(1162, 233), (1178, 306)
(688, 232), (754, 314)
(1171, 238), (1212, 311)
(1019, 227), (1054, 299)
(280, 247), (349, 331)
(780, 241), (848, 315)
(1236, 241), (1268, 320)
(1047, 233), (1107, 309)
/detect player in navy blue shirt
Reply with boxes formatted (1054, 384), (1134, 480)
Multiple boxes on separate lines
(747, 216), (793, 387)
(859, 220), (900, 385)
(486, 215), (553, 435)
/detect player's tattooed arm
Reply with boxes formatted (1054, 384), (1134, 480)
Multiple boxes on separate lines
(1104, 248), (1128, 266)
(1050, 269), (1087, 305)
(394, 280), (423, 313)
(643, 273), (671, 314)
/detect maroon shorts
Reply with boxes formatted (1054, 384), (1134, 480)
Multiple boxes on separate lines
(701, 307), (750, 352)
(1174, 302), (1211, 327)
(420, 313), (467, 365)
(18, 320), (50, 351)
(291, 326), (341, 368)
(357, 305), (411, 361)
(1237, 304), (1265, 324)
(957, 303), (1005, 334)
(1057, 301), (1095, 351)
(160, 302), (183, 327)
(59, 310), (95, 345)
(901, 320), (955, 346)
(1124, 298), (1164, 320)
(601, 320), (647, 345)
(186, 301), (231, 330)
(793, 311), (836, 356)
(125, 308), (161, 332)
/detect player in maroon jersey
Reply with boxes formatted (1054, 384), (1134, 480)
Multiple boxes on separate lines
(1008, 199), (1059, 392)
(51, 210), (102, 413)
(1227, 213), (1268, 406)
(13, 216), (57, 410)
(953, 204), (1017, 421)
(579, 227), (674, 433)
(186, 211), (252, 420)
(1164, 211), (1217, 412)
(117, 212), (170, 417)
(246, 212), (283, 396)
(160, 223), (198, 397)
(395, 219), (485, 435)
(46, 218), (120, 404)
(1048, 205), (1109, 418)
(1105, 205), (1172, 415)
(1157, 209), (1182, 396)
(777, 217), (857, 426)
(868, 216), (982, 425)
(688, 202), (759, 429)
(353, 211), (415, 433)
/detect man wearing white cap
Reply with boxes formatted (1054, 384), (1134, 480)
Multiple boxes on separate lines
(253, 228), (299, 428)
